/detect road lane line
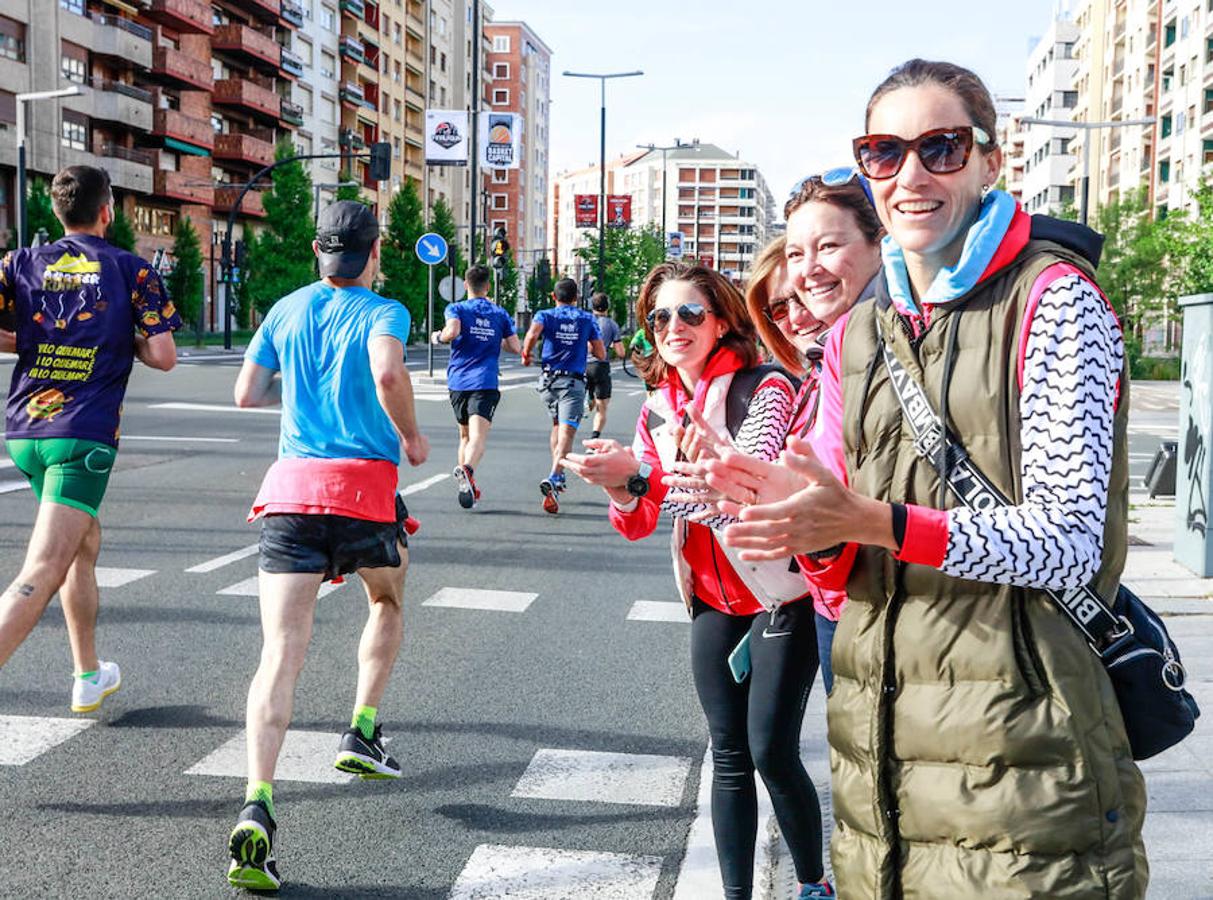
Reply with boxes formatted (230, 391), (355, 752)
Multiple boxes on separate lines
(150, 402), (279, 415)
(422, 587), (537, 612)
(450, 845), (662, 900)
(399, 472), (450, 496)
(121, 435), (240, 443)
(94, 568), (155, 588)
(627, 600), (689, 623)
(187, 543), (260, 574)
(0, 715), (94, 766)
(0, 479), (28, 494)
(512, 748), (692, 807)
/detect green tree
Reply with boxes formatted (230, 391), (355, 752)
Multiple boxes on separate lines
(494, 254), (520, 315)
(574, 223), (666, 323)
(26, 178), (64, 244)
(336, 181), (368, 205)
(242, 140), (316, 316)
(379, 177), (428, 336)
(167, 215), (205, 338)
(428, 196), (465, 316)
(526, 256), (554, 309)
(107, 205), (136, 251)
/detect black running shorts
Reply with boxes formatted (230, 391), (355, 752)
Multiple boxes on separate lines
(449, 389), (502, 425)
(259, 508), (408, 582)
(585, 360), (612, 401)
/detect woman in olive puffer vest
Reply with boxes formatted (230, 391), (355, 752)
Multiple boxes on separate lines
(708, 59), (1147, 898)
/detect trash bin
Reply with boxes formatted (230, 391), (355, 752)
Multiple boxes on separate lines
(1175, 293), (1213, 576)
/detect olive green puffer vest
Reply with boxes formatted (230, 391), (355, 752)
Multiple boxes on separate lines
(828, 241), (1148, 899)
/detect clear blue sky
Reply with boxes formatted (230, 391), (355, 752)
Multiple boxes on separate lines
(494, 0), (1062, 214)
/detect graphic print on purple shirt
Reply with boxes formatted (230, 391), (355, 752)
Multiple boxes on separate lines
(0, 234), (180, 446)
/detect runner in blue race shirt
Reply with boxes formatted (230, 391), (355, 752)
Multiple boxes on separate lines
(520, 278), (605, 514)
(431, 264), (521, 509)
(0, 165), (179, 712)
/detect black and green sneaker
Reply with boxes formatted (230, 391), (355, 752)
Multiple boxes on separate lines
(333, 724), (402, 779)
(227, 800), (281, 891)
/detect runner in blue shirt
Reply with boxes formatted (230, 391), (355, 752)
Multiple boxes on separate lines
(521, 278), (604, 514)
(431, 264), (520, 509)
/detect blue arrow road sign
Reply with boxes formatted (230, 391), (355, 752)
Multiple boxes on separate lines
(415, 232), (448, 265)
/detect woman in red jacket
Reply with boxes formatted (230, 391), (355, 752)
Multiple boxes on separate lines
(564, 261), (833, 900)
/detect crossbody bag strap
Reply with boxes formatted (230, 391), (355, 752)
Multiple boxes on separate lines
(873, 316), (1132, 657)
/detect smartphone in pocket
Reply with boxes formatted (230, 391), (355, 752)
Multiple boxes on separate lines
(727, 631), (752, 684)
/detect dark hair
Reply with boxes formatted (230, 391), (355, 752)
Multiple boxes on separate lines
(634, 261), (758, 386)
(591, 292), (610, 313)
(553, 278), (578, 303)
(865, 59), (998, 148)
(783, 177), (884, 245)
(51, 166), (112, 228)
(465, 264), (492, 293)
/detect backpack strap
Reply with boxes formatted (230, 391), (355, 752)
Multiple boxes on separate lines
(725, 364), (799, 438)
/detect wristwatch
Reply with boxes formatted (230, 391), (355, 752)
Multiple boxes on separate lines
(626, 461), (652, 498)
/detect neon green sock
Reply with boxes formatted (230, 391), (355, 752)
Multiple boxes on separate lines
(245, 780), (274, 819)
(76, 670), (99, 683)
(352, 705), (377, 741)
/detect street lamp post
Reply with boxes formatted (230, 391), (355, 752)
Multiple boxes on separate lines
(637, 140), (680, 254)
(1020, 115), (1155, 226)
(563, 70), (643, 292)
(15, 86), (83, 248)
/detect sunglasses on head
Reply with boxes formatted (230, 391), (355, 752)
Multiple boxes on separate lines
(647, 302), (708, 333)
(852, 125), (993, 181)
(788, 166), (875, 206)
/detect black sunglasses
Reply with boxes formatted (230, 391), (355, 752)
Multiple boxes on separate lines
(852, 125), (993, 180)
(647, 302), (708, 333)
(764, 295), (809, 324)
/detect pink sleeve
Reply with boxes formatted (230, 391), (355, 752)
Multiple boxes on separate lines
(810, 311), (850, 487)
(607, 406), (666, 541)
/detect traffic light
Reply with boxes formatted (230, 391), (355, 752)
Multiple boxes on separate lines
(368, 141), (391, 181)
(491, 226), (509, 269)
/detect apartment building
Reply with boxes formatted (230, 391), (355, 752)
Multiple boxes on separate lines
(996, 96), (1026, 205)
(549, 152), (641, 276)
(482, 21), (551, 279)
(292, 0), (342, 210)
(374, 0), (425, 210)
(1020, 17), (1080, 214)
(1152, 0), (1212, 214)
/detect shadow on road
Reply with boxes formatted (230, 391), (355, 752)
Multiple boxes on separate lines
(436, 801), (683, 832)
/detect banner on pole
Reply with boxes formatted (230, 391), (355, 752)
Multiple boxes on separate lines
(667, 232), (684, 258)
(574, 194), (598, 228)
(425, 110), (469, 166)
(605, 195), (632, 228)
(479, 112), (522, 169)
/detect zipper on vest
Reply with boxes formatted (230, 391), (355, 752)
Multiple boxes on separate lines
(1011, 590), (1049, 698)
(876, 561), (907, 895)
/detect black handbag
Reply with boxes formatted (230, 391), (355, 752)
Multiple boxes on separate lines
(875, 318), (1199, 760)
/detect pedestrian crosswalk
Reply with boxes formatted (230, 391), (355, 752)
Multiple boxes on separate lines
(450, 844), (663, 899)
(0, 715), (93, 766)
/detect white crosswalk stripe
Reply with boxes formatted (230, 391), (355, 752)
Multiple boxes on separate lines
(94, 567), (155, 588)
(185, 729), (355, 783)
(512, 748), (692, 807)
(450, 844), (662, 900)
(0, 715), (93, 766)
(217, 576), (346, 598)
(186, 543), (260, 573)
(422, 586), (537, 612)
(627, 600), (688, 623)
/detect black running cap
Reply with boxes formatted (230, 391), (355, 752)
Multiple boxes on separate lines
(316, 201), (379, 278)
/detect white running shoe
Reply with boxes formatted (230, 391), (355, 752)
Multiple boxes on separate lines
(71, 660), (121, 713)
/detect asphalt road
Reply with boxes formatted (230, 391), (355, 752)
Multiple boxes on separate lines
(0, 347), (1187, 899)
(0, 352), (705, 898)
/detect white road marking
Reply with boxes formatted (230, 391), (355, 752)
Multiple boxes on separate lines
(626, 600), (688, 623)
(628, 389), (644, 397)
(399, 472), (450, 496)
(0, 459), (15, 469)
(185, 729), (355, 783)
(0, 479), (28, 494)
(450, 844), (662, 900)
(422, 586), (537, 612)
(120, 435), (240, 443)
(217, 576), (345, 598)
(187, 543), (260, 574)
(150, 402), (279, 415)
(512, 748), (692, 808)
(94, 567), (155, 588)
(0, 715), (93, 766)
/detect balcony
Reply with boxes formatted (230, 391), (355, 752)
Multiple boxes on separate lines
(214, 78), (281, 120)
(244, 0), (282, 23)
(152, 107), (214, 151)
(339, 81), (366, 106)
(339, 35), (365, 64)
(280, 0), (304, 28)
(281, 48), (304, 79)
(339, 128), (367, 150)
(154, 169), (214, 205)
(90, 81), (154, 131)
(213, 23), (281, 71)
(146, 0), (213, 35)
(214, 131), (275, 167)
(152, 45), (213, 91)
(340, 0), (365, 17)
(280, 98), (304, 126)
(97, 144), (154, 193)
(214, 186), (265, 217)
(60, 13), (152, 69)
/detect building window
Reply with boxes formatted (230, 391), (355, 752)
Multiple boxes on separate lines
(59, 0), (84, 13)
(492, 168), (508, 183)
(491, 194), (508, 210)
(393, 98), (401, 121)
(320, 50), (336, 80)
(0, 16), (24, 62)
(441, 51), (447, 72)
(493, 35), (510, 53)
(61, 110), (87, 151)
(134, 205), (177, 237)
(297, 36), (313, 67)
(319, 4), (335, 30)
(493, 62), (509, 79)
(1159, 159), (1170, 183)
(320, 96), (336, 124)
(61, 42), (87, 84)
(493, 88), (509, 105)
(393, 136), (401, 158)
(1061, 90), (1077, 108)
(393, 22), (401, 44)
(296, 84), (313, 115)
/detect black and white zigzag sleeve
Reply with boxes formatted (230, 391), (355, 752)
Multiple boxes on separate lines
(661, 378), (795, 527)
(942, 274), (1123, 588)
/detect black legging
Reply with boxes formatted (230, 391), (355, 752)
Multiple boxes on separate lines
(691, 597), (823, 899)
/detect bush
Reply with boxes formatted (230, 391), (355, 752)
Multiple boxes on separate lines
(1131, 356), (1181, 381)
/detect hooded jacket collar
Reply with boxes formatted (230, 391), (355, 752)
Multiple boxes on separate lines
(658, 346), (747, 414)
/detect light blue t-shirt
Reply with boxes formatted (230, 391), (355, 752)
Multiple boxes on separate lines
(535, 305), (600, 374)
(246, 282), (412, 463)
(445, 297), (515, 390)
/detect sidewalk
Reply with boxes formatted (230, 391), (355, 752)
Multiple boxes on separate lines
(762, 491), (1213, 899)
